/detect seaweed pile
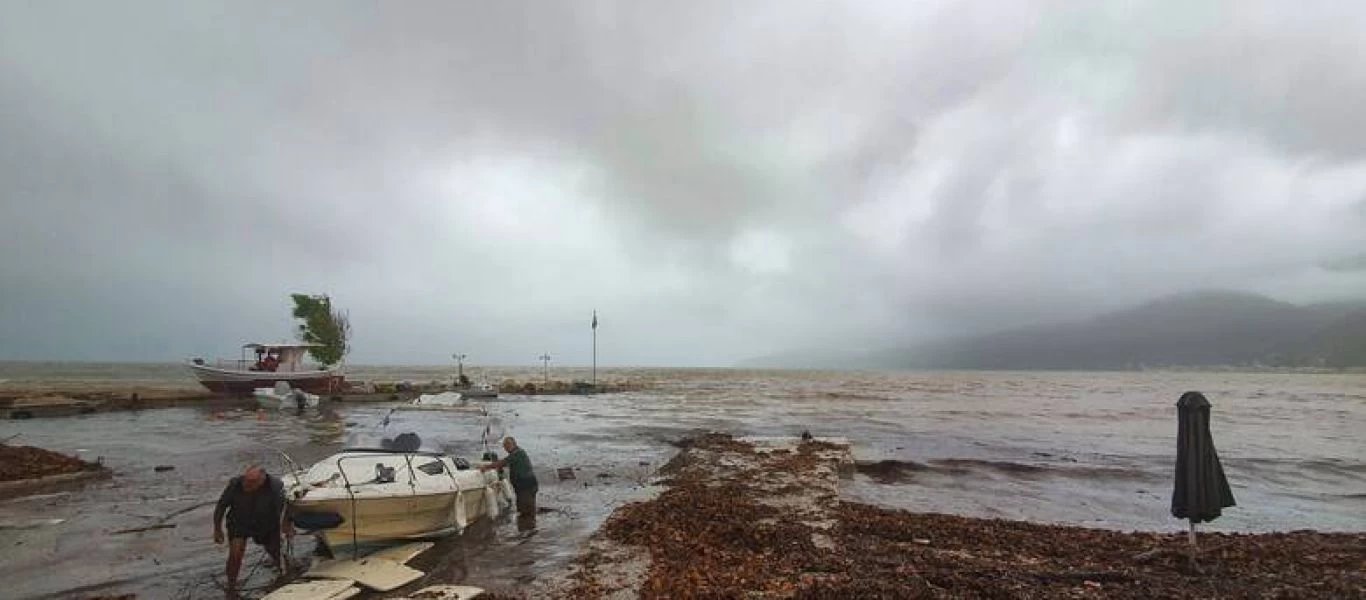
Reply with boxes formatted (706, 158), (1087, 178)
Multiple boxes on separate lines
(0, 443), (99, 482)
(552, 434), (1365, 599)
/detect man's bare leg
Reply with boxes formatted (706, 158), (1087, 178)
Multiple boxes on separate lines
(226, 538), (247, 589)
(264, 534), (283, 572)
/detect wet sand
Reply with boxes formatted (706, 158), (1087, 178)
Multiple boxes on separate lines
(0, 368), (1362, 598)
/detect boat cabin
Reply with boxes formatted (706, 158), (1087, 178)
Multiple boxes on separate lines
(243, 342), (318, 373)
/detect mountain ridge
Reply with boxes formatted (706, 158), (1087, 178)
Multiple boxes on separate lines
(740, 291), (1366, 370)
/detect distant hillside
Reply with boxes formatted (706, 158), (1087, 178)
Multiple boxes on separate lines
(742, 291), (1366, 370)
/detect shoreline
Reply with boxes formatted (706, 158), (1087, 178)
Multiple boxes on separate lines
(538, 434), (1365, 599)
(0, 377), (649, 418)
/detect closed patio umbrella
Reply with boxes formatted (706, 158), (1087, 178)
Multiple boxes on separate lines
(1171, 391), (1236, 547)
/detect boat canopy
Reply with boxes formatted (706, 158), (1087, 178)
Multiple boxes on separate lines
(242, 342), (322, 350)
(242, 342), (320, 372)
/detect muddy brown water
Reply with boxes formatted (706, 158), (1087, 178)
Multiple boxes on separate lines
(0, 367), (1363, 599)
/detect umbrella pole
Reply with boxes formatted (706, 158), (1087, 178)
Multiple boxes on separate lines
(1187, 520), (1198, 548)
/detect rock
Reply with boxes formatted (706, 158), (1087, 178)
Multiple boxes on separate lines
(154, 465), (175, 472)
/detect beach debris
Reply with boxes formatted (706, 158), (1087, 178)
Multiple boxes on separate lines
(305, 558), (423, 592)
(366, 541), (434, 564)
(0, 517), (66, 530)
(395, 585), (486, 599)
(262, 578), (358, 600)
(557, 467), (576, 481)
(153, 465), (175, 472)
(557, 432), (1366, 599)
(111, 523), (175, 535)
(1, 491), (71, 504)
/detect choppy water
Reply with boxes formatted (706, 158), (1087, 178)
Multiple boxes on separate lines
(0, 365), (1363, 599)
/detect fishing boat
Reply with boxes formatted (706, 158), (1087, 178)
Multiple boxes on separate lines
(284, 445), (512, 549)
(187, 342), (343, 395)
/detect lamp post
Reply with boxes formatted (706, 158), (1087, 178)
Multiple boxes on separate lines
(537, 353), (551, 385)
(591, 310), (597, 390)
(452, 353), (467, 380)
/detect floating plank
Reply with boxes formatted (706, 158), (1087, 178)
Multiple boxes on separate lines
(261, 579), (356, 600)
(393, 584), (485, 599)
(367, 541), (434, 565)
(306, 558), (423, 592)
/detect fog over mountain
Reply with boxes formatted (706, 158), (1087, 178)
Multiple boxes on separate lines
(741, 291), (1366, 369)
(2, 2), (1365, 366)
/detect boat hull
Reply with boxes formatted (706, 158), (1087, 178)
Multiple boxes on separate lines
(187, 364), (343, 395)
(295, 488), (492, 547)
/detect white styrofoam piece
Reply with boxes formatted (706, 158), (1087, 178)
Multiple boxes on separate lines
(305, 557), (423, 592)
(367, 541), (434, 565)
(261, 579), (355, 600)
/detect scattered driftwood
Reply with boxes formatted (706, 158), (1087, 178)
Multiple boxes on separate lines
(155, 500), (215, 525)
(111, 523), (176, 535)
(116, 499), (216, 534)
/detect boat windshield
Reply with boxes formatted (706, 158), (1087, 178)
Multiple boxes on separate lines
(342, 431), (445, 455)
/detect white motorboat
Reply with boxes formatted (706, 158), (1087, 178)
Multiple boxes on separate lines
(396, 392), (486, 412)
(285, 446), (513, 549)
(254, 381), (321, 410)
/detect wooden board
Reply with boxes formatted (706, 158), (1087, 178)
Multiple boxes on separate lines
(261, 579), (356, 600)
(305, 557), (423, 592)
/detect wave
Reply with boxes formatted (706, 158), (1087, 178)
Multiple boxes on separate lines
(856, 458), (1151, 484)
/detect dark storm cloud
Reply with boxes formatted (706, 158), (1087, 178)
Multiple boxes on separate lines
(2, 1), (1365, 365)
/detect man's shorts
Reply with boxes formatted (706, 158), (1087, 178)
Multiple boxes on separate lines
(230, 526), (280, 547)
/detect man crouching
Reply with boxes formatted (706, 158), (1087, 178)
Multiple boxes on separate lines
(213, 465), (294, 591)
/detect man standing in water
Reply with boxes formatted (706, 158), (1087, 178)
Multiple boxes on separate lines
(213, 465), (293, 591)
(480, 437), (538, 517)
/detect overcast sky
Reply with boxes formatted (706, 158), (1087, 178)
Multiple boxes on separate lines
(2, 1), (1365, 366)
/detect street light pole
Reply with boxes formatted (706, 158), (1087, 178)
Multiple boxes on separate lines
(452, 353), (467, 380)
(592, 310), (597, 390)
(538, 353), (551, 385)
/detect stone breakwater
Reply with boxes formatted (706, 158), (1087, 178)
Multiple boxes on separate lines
(533, 433), (1364, 599)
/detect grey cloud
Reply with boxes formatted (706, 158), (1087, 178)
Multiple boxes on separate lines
(2, 1), (1366, 365)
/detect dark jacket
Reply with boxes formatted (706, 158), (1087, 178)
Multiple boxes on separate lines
(214, 474), (285, 537)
